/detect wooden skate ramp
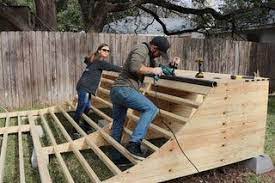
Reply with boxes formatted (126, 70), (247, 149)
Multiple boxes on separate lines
(0, 70), (269, 183)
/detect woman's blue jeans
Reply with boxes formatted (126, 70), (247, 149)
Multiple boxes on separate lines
(74, 90), (91, 123)
(110, 86), (158, 143)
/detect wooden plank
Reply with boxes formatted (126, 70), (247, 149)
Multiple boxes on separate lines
(8, 32), (19, 108)
(152, 79), (211, 95)
(39, 112), (74, 183)
(66, 102), (137, 164)
(29, 31), (38, 106)
(35, 31), (45, 105)
(49, 32), (57, 103)
(84, 139), (122, 175)
(22, 32), (33, 107)
(18, 116), (26, 183)
(0, 124), (30, 135)
(0, 116), (10, 182)
(28, 114), (52, 183)
(99, 129), (138, 165)
(58, 106), (122, 175)
(159, 109), (189, 124)
(57, 106), (86, 136)
(146, 90), (201, 108)
(42, 31), (51, 105)
(91, 96), (173, 138)
(128, 114), (173, 138)
(55, 32), (62, 103)
(0, 32), (5, 108)
(16, 32), (25, 108)
(68, 32), (76, 100)
(61, 32), (70, 101)
(49, 109), (101, 183)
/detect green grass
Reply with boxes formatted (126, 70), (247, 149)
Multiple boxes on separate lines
(265, 96), (275, 163)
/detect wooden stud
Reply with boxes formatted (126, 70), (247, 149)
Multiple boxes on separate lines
(39, 112), (75, 183)
(28, 114), (52, 183)
(0, 115), (10, 182)
(49, 109), (101, 183)
(18, 115), (26, 183)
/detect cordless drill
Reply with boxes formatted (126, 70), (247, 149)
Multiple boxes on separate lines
(154, 64), (176, 81)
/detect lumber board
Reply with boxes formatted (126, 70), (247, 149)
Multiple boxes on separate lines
(146, 90), (201, 108)
(0, 124), (30, 135)
(28, 114), (52, 183)
(18, 116), (26, 183)
(0, 116), (10, 182)
(49, 109), (101, 183)
(39, 112), (74, 183)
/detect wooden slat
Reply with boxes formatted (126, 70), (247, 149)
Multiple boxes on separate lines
(128, 114), (173, 138)
(28, 114), (52, 183)
(18, 116), (26, 183)
(0, 124), (30, 135)
(49, 109), (101, 183)
(92, 96), (173, 138)
(66, 102), (137, 164)
(98, 87), (110, 95)
(146, 90), (201, 108)
(57, 106), (86, 136)
(58, 106), (126, 174)
(0, 116), (10, 182)
(88, 105), (158, 152)
(101, 78), (114, 85)
(39, 112), (74, 183)
(159, 109), (189, 124)
(152, 79), (211, 95)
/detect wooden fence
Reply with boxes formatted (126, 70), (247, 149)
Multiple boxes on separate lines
(0, 31), (274, 109)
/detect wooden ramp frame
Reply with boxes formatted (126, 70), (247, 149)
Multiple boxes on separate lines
(0, 70), (269, 183)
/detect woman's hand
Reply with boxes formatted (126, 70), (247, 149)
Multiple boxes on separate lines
(170, 57), (181, 67)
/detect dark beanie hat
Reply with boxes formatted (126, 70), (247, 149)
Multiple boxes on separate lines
(150, 36), (170, 60)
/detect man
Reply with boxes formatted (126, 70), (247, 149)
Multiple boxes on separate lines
(110, 36), (180, 160)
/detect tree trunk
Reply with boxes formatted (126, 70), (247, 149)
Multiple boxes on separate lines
(78, 0), (109, 32)
(35, 0), (57, 30)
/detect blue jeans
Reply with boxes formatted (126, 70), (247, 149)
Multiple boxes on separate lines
(110, 87), (158, 143)
(74, 90), (92, 123)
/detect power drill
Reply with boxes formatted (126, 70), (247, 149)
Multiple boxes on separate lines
(154, 64), (176, 81)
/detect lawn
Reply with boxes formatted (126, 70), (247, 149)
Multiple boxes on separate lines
(0, 96), (274, 183)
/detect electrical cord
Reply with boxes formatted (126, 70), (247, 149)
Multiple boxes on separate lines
(153, 79), (207, 183)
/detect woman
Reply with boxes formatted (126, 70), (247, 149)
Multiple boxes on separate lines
(74, 43), (122, 131)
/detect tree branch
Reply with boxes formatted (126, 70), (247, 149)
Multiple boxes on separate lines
(138, 5), (204, 35)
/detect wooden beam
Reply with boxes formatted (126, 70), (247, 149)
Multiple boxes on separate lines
(0, 107), (59, 118)
(159, 110), (189, 125)
(0, 125), (30, 135)
(49, 109), (101, 183)
(39, 112), (74, 183)
(18, 116), (26, 183)
(28, 114), (52, 183)
(98, 87), (110, 95)
(152, 79), (211, 95)
(58, 106), (122, 175)
(0, 115), (10, 182)
(92, 96), (173, 138)
(146, 90), (201, 108)
(101, 78), (114, 85)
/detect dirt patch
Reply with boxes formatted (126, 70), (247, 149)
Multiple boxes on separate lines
(164, 162), (274, 183)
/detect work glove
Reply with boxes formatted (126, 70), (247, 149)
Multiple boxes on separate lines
(152, 67), (163, 76)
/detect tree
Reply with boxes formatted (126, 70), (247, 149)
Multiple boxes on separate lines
(0, 0), (57, 31)
(78, 0), (275, 34)
(34, 0), (57, 30)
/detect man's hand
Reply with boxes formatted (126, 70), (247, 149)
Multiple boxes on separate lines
(152, 67), (163, 76)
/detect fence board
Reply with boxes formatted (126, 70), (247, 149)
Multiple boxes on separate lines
(0, 33), (5, 108)
(0, 32), (274, 109)
(16, 32), (25, 108)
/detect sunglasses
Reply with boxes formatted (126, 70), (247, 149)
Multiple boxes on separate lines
(101, 48), (110, 52)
